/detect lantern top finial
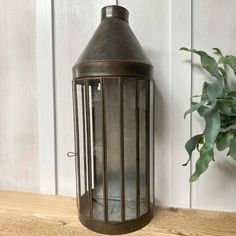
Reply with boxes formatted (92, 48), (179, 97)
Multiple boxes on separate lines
(101, 5), (129, 22)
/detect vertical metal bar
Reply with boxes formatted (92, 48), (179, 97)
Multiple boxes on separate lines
(119, 78), (125, 222)
(136, 80), (140, 218)
(85, 80), (93, 219)
(101, 78), (108, 223)
(91, 84), (97, 188)
(81, 85), (88, 193)
(153, 82), (155, 206)
(72, 80), (81, 212)
(146, 80), (150, 211)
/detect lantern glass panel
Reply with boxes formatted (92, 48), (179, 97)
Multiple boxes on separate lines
(75, 81), (89, 215)
(123, 79), (137, 220)
(104, 78), (122, 222)
(88, 79), (104, 221)
(76, 83), (85, 195)
(139, 80), (149, 216)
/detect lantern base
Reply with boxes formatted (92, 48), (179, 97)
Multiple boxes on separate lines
(79, 206), (154, 235)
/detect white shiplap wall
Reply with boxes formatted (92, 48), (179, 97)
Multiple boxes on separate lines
(1, 0), (236, 212)
(0, 0), (40, 192)
(191, 0), (236, 212)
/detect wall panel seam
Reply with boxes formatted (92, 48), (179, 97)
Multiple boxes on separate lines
(51, 0), (58, 195)
(189, 0), (193, 209)
(168, 0), (172, 206)
(36, 0), (56, 194)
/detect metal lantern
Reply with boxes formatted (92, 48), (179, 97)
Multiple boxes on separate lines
(72, 5), (155, 235)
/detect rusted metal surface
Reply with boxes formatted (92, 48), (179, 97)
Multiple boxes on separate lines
(73, 4), (152, 79)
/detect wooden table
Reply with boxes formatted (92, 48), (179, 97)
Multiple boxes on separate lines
(0, 190), (236, 235)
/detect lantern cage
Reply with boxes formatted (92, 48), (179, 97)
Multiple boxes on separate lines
(72, 5), (155, 235)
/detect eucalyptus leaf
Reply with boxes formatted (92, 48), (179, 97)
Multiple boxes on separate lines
(201, 82), (209, 101)
(212, 48), (223, 56)
(184, 100), (209, 118)
(180, 47), (221, 79)
(217, 99), (236, 116)
(221, 115), (236, 128)
(197, 106), (209, 117)
(190, 146), (214, 182)
(229, 136), (236, 160)
(192, 95), (204, 98)
(219, 55), (236, 75)
(228, 91), (236, 98)
(218, 67), (229, 93)
(207, 79), (224, 100)
(216, 130), (234, 151)
(183, 134), (203, 166)
(203, 107), (221, 150)
(217, 98), (236, 107)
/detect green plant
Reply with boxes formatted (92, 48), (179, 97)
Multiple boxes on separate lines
(180, 47), (236, 182)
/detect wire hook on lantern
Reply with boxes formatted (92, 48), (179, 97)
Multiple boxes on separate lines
(67, 152), (78, 158)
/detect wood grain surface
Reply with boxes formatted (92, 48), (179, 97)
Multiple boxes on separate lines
(0, 190), (235, 236)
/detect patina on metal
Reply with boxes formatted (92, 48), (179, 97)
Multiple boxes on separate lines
(73, 5), (152, 79)
(72, 5), (155, 235)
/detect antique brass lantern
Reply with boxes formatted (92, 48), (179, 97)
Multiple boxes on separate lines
(72, 5), (155, 234)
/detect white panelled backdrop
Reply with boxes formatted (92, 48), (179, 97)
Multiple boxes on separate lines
(1, 0), (236, 212)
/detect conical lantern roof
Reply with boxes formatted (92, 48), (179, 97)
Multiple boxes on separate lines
(73, 5), (152, 78)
